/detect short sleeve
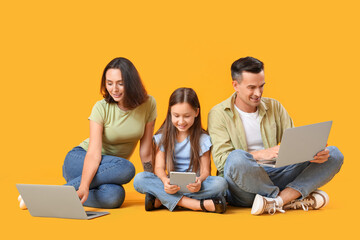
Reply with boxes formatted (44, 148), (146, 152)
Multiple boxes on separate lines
(153, 134), (164, 152)
(145, 96), (157, 123)
(199, 134), (212, 156)
(88, 101), (105, 125)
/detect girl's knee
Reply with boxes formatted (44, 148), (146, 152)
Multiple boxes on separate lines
(133, 172), (156, 193)
(133, 172), (148, 192)
(214, 177), (228, 192)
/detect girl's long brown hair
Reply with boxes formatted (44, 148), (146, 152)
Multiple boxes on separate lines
(155, 88), (206, 174)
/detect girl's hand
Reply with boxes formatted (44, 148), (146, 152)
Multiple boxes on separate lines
(77, 186), (89, 204)
(163, 178), (180, 194)
(186, 177), (202, 193)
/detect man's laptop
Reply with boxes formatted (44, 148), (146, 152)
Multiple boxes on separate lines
(257, 121), (332, 168)
(16, 184), (109, 219)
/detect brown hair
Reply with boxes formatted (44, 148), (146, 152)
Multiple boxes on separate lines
(100, 57), (148, 109)
(156, 88), (206, 174)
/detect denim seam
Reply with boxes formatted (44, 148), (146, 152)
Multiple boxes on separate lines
(66, 148), (87, 159)
(98, 184), (108, 192)
(96, 184), (122, 192)
(97, 164), (122, 175)
(68, 178), (81, 189)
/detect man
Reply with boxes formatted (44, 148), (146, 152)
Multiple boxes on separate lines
(207, 56), (344, 215)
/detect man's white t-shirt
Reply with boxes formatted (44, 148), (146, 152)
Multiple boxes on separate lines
(234, 105), (264, 152)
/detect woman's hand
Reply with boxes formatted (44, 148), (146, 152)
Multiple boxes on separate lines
(186, 177), (202, 193)
(163, 178), (180, 194)
(77, 186), (89, 204)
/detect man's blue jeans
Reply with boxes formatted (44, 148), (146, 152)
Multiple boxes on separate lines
(224, 146), (344, 207)
(133, 172), (228, 211)
(62, 146), (135, 209)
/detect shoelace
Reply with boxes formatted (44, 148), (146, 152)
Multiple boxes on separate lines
(266, 201), (285, 215)
(288, 198), (315, 211)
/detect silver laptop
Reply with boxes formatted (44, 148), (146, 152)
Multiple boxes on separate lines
(257, 121), (332, 168)
(16, 184), (109, 219)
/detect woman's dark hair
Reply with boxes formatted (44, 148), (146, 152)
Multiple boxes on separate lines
(156, 88), (205, 174)
(100, 57), (148, 109)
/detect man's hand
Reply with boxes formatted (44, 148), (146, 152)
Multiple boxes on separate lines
(251, 145), (280, 161)
(311, 148), (330, 164)
(186, 177), (202, 193)
(163, 178), (180, 194)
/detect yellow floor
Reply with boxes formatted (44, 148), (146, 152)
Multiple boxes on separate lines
(5, 175), (359, 240)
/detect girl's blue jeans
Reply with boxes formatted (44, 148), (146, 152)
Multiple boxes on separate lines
(224, 146), (344, 207)
(62, 146), (135, 209)
(133, 171), (228, 211)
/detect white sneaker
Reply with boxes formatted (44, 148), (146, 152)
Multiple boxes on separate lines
(251, 194), (285, 215)
(18, 195), (27, 210)
(283, 190), (329, 211)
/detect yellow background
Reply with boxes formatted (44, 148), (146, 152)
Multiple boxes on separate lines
(1, 0), (359, 239)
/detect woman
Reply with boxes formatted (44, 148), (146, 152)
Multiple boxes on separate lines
(18, 57), (156, 209)
(64, 57), (156, 208)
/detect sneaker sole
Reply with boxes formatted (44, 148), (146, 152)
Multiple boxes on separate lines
(18, 195), (27, 210)
(251, 194), (265, 215)
(313, 190), (329, 209)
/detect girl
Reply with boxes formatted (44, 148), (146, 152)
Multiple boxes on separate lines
(134, 88), (227, 213)
(19, 57), (157, 209)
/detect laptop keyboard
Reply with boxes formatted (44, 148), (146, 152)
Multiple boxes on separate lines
(86, 212), (97, 217)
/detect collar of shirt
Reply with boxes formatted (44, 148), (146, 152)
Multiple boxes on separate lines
(221, 92), (269, 120)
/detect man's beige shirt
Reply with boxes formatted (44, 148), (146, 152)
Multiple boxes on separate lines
(207, 93), (294, 176)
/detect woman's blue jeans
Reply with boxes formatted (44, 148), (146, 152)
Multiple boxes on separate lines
(224, 146), (344, 207)
(133, 172), (228, 211)
(62, 146), (135, 209)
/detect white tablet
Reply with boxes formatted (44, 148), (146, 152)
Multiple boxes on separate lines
(169, 172), (196, 193)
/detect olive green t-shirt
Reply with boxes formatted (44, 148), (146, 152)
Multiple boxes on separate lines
(79, 95), (157, 159)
